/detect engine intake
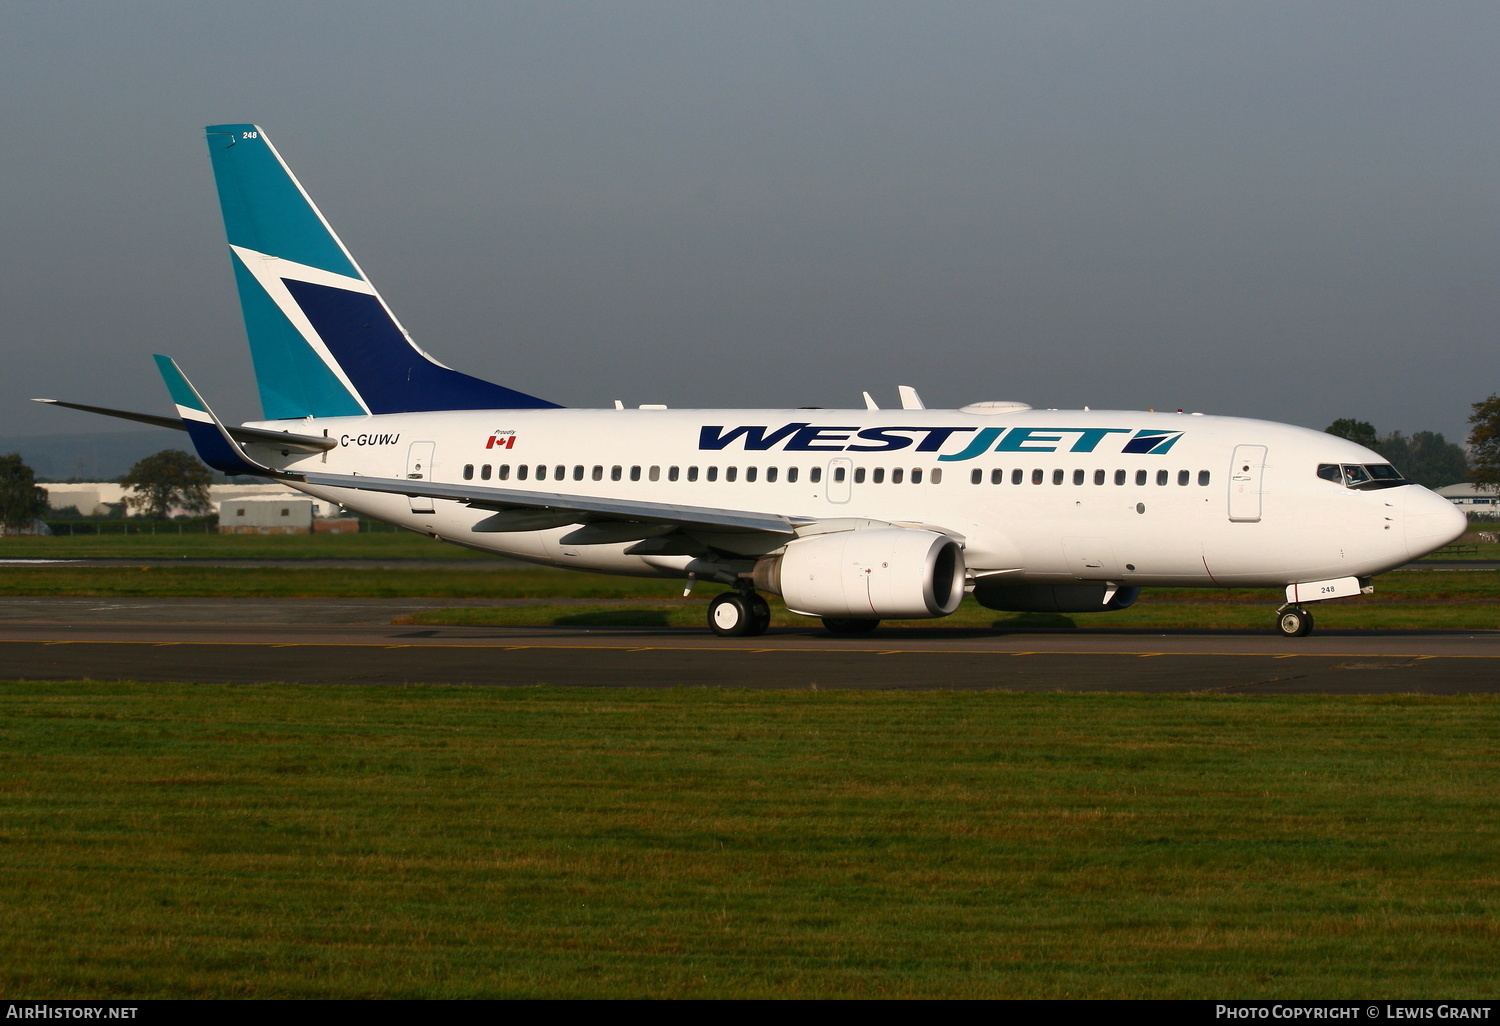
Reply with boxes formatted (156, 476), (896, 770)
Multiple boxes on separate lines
(752, 528), (965, 619)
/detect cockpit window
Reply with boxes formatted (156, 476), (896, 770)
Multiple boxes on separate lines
(1317, 462), (1409, 490)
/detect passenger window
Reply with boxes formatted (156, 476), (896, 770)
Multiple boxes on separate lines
(1156, 469), (1169, 486)
(726, 467), (737, 482)
(930, 468), (942, 484)
(1114, 469), (1125, 485)
(463, 464), (474, 481)
(971, 469), (983, 485)
(912, 468), (923, 484)
(496, 465), (507, 481)
(668, 466), (680, 482)
(688, 466), (699, 482)
(854, 467), (866, 484)
(1178, 470), (1190, 486)
(810, 467), (822, 484)
(573, 465), (584, 481)
(991, 468), (1004, 484)
(482, 464), (493, 481)
(707, 467), (718, 482)
(592, 466), (603, 481)
(555, 465), (565, 481)
(517, 465), (529, 481)
(766, 467), (777, 483)
(892, 468), (904, 484)
(1135, 470), (1147, 486)
(787, 467), (798, 483)
(873, 468), (885, 484)
(746, 467), (758, 483)
(1198, 470), (1211, 486)
(1013, 469), (1024, 485)
(630, 466), (641, 482)
(535, 465), (546, 481)
(1073, 469), (1085, 485)
(1052, 469), (1064, 485)
(610, 466), (622, 481)
(648, 466), (660, 482)
(833, 466), (845, 483)
(1031, 468), (1043, 485)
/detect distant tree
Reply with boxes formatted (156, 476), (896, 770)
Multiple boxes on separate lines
(0, 453), (50, 530)
(1326, 419), (1468, 488)
(1468, 394), (1500, 489)
(120, 449), (212, 519)
(1325, 419), (1380, 449)
(1392, 431), (1468, 489)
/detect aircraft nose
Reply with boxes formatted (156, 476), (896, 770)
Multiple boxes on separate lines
(1404, 486), (1468, 560)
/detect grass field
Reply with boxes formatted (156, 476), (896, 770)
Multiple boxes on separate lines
(0, 532), (487, 561)
(2, 561), (1496, 630)
(1, 683), (1495, 999)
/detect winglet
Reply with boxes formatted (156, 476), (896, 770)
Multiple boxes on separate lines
(153, 355), (282, 477)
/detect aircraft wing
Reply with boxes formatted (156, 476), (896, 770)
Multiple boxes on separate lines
(296, 471), (806, 535)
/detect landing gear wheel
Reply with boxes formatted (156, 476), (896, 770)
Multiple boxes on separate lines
(821, 617), (881, 635)
(709, 593), (757, 637)
(1276, 606), (1314, 638)
(747, 593), (772, 636)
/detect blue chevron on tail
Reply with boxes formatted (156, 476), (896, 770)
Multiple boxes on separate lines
(205, 124), (560, 420)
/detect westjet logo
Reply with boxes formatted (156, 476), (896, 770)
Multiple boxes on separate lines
(698, 424), (1182, 460)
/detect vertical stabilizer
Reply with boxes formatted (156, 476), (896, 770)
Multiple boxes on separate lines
(205, 124), (559, 419)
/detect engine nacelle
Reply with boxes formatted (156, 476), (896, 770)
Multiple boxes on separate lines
(752, 528), (966, 619)
(974, 581), (1140, 613)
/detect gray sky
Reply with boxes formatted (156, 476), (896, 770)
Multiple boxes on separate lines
(4, 1), (1498, 443)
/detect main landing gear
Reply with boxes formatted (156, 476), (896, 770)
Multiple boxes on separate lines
(708, 589), (771, 638)
(1276, 604), (1314, 638)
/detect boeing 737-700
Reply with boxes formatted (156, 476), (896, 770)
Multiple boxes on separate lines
(37, 124), (1469, 638)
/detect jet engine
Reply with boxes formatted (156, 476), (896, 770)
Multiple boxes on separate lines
(973, 581), (1140, 613)
(752, 528), (966, 619)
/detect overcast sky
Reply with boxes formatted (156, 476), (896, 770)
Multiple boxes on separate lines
(4, 2), (1498, 442)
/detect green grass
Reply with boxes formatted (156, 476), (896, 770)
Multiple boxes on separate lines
(3, 564), (1497, 629)
(0, 531), (488, 560)
(0, 565), (670, 599)
(1, 683), (1496, 998)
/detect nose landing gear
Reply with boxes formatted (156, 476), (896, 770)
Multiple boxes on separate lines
(708, 589), (771, 637)
(1276, 604), (1314, 638)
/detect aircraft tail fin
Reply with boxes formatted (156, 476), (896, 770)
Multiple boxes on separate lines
(204, 124), (560, 420)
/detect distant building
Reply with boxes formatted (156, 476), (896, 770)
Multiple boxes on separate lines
(0, 519), (52, 536)
(40, 483), (340, 518)
(218, 497), (315, 534)
(1435, 482), (1500, 517)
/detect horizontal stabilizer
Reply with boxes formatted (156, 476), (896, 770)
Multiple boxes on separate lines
(32, 398), (336, 453)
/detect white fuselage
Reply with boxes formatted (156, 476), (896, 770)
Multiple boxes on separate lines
(251, 406), (1465, 590)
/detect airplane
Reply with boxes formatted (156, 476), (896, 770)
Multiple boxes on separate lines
(37, 123), (1469, 639)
